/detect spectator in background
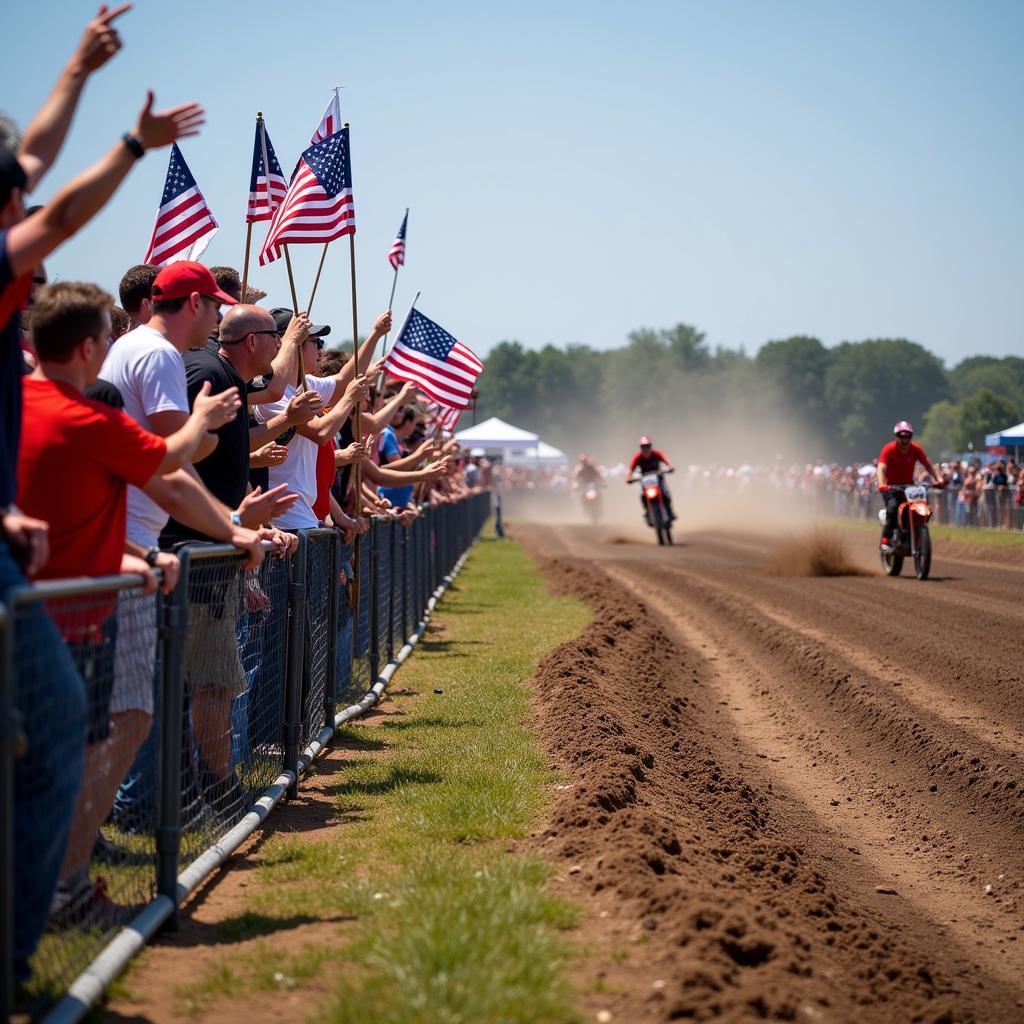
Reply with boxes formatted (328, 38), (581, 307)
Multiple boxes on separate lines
(0, 2), (204, 982)
(117, 263), (159, 330)
(16, 280), (236, 923)
(110, 304), (130, 340)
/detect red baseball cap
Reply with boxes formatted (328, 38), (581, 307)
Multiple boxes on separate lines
(151, 261), (237, 305)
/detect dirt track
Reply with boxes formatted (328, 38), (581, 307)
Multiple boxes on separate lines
(521, 521), (1024, 1023)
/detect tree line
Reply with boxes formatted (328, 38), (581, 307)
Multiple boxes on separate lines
(474, 325), (1024, 464)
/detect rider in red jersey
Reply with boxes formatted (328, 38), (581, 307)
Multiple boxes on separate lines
(627, 436), (676, 521)
(876, 420), (944, 554)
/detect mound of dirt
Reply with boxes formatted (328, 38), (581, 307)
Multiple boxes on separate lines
(764, 527), (872, 577)
(526, 555), (976, 1023)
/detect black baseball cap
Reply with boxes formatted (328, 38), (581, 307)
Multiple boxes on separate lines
(0, 144), (27, 208)
(270, 307), (330, 338)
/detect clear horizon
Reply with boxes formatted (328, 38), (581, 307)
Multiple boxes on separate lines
(4, 0), (1022, 366)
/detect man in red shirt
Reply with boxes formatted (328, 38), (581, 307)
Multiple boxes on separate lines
(17, 280), (239, 921)
(627, 436), (676, 521)
(876, 420), (944, 553)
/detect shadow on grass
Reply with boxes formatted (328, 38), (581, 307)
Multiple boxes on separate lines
(377, 716), (486, 732)
(165, 910), (357, 950)
(332, 765), (442, 799)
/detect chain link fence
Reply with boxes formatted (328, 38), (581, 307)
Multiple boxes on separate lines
(1, 493), (491, 1021)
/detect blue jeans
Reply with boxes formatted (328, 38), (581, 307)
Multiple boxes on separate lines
(1, 542), (86, 983)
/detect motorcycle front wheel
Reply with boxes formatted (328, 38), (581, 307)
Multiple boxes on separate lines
(651, 502), (666, 545)
(881, 551), (904, 576)
(913, 527), (931, 580)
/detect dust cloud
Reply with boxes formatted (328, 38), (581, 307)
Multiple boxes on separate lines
(764, 527), (872, 578)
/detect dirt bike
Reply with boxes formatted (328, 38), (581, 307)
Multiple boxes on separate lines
(877, 483), (936, 580)
(581, 484), (602, 524)
(628, 468), (674, 546)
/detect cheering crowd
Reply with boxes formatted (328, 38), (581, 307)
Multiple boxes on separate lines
(1, 8), (485, 992)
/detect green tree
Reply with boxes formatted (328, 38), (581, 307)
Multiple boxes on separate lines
(824, 339), (949, 456)
(755, 336), (831, 437)
(951, 389), (1021, 452)
(918, 400), (959, 457)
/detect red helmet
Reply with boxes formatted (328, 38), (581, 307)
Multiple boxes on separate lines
(639, 436), (652, 447)
(893, 420), (914, 436)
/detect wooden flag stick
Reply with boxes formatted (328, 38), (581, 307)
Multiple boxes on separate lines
(282, 244), (299, 312)
(348, 213), (363, 655)
(307, 243), (329, 314)
(240, 222), (253, 303)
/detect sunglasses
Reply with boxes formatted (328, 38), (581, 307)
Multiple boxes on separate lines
(304, 337), (326, 351)
(897, 433), (912, 440)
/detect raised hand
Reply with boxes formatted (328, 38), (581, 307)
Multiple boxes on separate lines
(373, 310), (393, 336)
(193, 381), (241, 429)
(344, 373), (370, 405)
(237, 484), (299, 528)
(133, 90), (205, 149)
(285, 388), (322, 425)
(282, 311), (311, 349)
(250, 441), (289, 468)
(74, 4), (131, 73)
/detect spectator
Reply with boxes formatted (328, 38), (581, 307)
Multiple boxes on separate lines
(159, 301), (316, 813)
(117, 263), (159, 330)
(110, 303), (130, 340)
(16, 280), (236, 922)
(0, 3), (204, 983)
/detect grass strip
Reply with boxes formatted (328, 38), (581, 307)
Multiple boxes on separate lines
(173, 532), (591, 1023)
(827, 516), (1024, 548)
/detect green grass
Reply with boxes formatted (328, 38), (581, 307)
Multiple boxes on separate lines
(829, 516), (1024, 548)
(172, 533), (592, 1023)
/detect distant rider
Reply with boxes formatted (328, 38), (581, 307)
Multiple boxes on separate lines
(571, 454), (603, 490)
(876, 420), (944, 554)
(627, 436), (676, 521)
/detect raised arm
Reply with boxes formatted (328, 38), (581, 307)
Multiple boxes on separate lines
(7, 91), (204, 278)
(18, 4), (132, 190)
(294, 375), (369, 445)
(362, 382), (414, 434)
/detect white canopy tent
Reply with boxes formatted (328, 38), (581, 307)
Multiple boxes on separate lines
(506, 441), (569, 467)
(454, 417), (539, 461)
(985, 421), (1024, 448)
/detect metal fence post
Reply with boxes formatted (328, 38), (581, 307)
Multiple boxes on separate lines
(0, 603), (15, 1021)
(284, 535), (306, 799)
(324, 531), (339, 726)
(369, 520), (381, 684)
(400, 526), (409, 643)
(386, 522), (396, 664)
(157, 558), (189, 931)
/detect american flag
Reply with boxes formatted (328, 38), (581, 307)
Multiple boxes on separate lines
(311, 90), (341, 144)
(246, 117), (288, 223)
(388, 209), (408, 270)
(384, 308), (483, 409)
(424, 400), (461, 433)
(258, 129), (355, 267)
(143, 144), (218, 266)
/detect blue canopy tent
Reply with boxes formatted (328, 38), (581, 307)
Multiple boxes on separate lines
(984, 421), (1024, 450)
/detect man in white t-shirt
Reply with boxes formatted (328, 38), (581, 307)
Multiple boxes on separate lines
(254, 309), (392, 529)
(98, 261), (274, 829)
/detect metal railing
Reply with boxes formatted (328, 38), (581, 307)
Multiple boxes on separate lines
(1, 493), (491, 1022)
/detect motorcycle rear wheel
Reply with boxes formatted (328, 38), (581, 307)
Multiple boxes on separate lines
(913, 527), (931, 580)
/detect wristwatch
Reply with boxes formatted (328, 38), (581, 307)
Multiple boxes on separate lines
(144, 547), (160, 567)
(121, 133), (145, 159)
(230, 511), (243, 527)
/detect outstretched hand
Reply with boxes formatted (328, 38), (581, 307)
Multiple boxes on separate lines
(133, 90), (205, 150)
(74, 4), (131, 74)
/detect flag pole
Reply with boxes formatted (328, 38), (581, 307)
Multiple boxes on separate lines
(377, 290), (419, 392)
(344, 121), (364, 648)
(240, 110), (262, 302)
(307, 243), (329, 314)
(282, 245), (299, 312)
(380, 207), (408, 354)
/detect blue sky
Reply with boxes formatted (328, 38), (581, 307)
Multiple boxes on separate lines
(4, 0), (1022, 364)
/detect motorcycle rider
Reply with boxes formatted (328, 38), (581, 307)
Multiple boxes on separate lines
(627, 436), (676, 521)
(876, 420), (944, 554)
(571, 453), (603, 490)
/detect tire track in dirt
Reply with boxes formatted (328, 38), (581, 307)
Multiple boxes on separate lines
(520, 523), (1024, 1023)
(604, 563), (1022, 987)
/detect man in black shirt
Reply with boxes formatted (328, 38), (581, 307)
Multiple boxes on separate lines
(159, 303), (317, 814)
